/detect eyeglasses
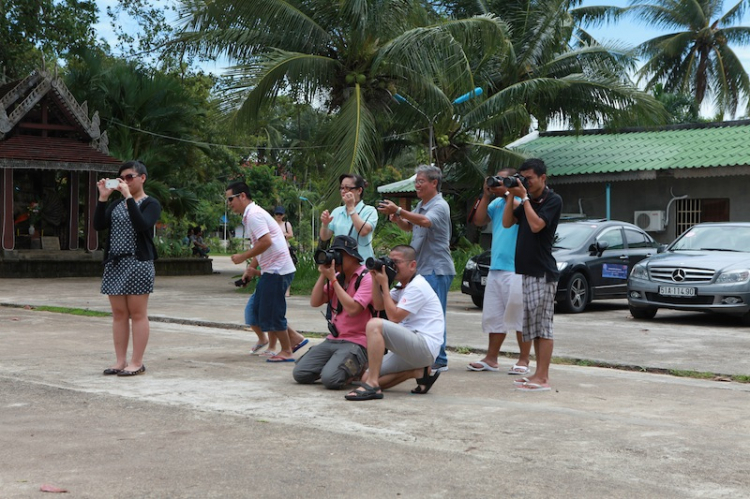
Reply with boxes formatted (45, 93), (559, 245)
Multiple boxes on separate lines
(390, 259), (413, 266)
(119, 173), (142, 181)
(226, 193), (242, 203)
(414, 178), (431, 186)
(340, 185), (358, 192)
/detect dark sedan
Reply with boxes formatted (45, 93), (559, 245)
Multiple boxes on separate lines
(461, 219), (664, 312)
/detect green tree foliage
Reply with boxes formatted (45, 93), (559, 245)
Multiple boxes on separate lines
(579, 0), (750, 117)
(0, 0), (97, 82)
(174, 0), (511, 206)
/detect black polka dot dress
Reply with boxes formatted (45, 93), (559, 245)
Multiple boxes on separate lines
(101, 199), (155, 295)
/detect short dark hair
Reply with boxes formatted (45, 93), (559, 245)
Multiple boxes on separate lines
(391, 244), (417, 261)
(519, 158), (547, 177)
(227, 181), (251, 199)
(339, 173), (366, 193)
(119, 160), (147, 177)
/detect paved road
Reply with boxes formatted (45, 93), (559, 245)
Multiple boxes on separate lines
(1, 257), (749, 498)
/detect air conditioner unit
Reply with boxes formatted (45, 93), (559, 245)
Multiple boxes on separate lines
(634, 210), (665, 231)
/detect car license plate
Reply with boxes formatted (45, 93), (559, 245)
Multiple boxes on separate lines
(480, 276), (487, 286)
(659, 286), (696, 297)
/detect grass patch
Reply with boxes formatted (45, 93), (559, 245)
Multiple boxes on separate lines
(30, 305), (110, 317)
(454, 346), (473, 355)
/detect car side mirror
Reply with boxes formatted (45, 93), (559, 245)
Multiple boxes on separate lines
(657, 244), (667, 253)
(590, 240), (609, 256)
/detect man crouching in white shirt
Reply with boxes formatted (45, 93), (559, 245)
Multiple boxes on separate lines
(345, 245), (444, 401)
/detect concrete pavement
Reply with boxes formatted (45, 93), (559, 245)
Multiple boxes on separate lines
(1, 257), (750, 498)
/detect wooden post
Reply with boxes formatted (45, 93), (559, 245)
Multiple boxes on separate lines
(1, 168), (15, 250)
(68, 171), (79, 250)
(86, 171), (98, 251)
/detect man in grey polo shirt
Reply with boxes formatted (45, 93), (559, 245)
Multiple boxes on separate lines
(378, 164), (455, 373)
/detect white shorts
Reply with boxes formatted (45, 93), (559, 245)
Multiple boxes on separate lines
(482, 270), (524, 334)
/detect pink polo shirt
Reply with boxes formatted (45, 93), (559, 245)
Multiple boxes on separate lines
(323, 265), (373, 348)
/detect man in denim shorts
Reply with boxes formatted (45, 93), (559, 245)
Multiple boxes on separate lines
(503, 159), (562, 392)
(344, 245), (444, 401)
(228, 181), (297, 363)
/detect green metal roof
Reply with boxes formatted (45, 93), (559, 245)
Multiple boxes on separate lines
(377, 174), (416, 194)
(511, 120), (750, 178)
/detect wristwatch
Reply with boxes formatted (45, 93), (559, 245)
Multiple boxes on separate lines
(396, 207), (402, 217)
(521, 196), (530, 204)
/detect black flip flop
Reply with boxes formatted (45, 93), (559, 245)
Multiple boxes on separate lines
(345, 382), (383, 401)
(412, 367), (440, 394)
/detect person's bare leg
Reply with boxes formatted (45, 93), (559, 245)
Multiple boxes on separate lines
(108, 295), (129, 370)
(125, 294), (150, 370)
(525, 338), (553, 386)
(287, 326), (305, 347)
(270, 328), (292, 358)
(379, 368), (423, 390)
(347, 319), (385, 395)
(515, 331), (532, 368)
(469, 333), (506, 369)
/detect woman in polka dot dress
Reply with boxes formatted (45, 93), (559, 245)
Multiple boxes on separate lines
(94, 161), (162, 377)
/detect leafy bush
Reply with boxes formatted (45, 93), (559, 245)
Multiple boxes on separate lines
(154, 237), (192, 258)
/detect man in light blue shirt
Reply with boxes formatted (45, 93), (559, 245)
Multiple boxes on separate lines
(466, 169), (532, 374)
(378, 165), (454, 373)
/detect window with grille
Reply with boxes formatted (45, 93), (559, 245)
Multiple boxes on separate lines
(675, 198), (729, 236)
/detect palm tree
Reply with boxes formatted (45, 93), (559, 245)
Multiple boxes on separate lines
(174, 0), (511, 201)
(583, 0), (750, 117)
(438, 0), (668, 173)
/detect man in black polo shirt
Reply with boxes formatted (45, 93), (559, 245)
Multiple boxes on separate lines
(502, 158), (562, 392)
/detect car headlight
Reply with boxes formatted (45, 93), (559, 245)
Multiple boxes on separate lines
(465, 260), (477, 271)
(556, 261), (568, 271)
(716, 269), (750, 284)
(630, 263), (648, 279)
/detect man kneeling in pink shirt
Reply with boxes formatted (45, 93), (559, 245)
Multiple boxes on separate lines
(293, 236), (374, 389)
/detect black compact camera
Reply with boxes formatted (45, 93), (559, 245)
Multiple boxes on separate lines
(314, 248), (343, 266)
(234, 277), (248, 287)
(486, 176), (503, 188)
(503, 173), (528, 189)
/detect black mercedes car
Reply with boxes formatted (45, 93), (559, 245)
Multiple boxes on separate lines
(461, 219), (664, 312)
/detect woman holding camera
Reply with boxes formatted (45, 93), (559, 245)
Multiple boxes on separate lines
(319, 174), (378, 261)
(94, 161), (161, 377)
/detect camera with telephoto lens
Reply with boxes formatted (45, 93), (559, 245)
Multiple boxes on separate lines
(486, 176), (503, 188)
(503, 173), (528, 189)
(314, 248), (343, 266)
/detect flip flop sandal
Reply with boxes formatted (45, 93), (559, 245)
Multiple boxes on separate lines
(508, 364), (530, 375)
(345, 382), (384, 401)
(250, 341), (269, 354)
(515, 382), (551, 392)
(513, 377), (531, 385)
(466, 361), (500, 372)
(412, 367), (441, 394)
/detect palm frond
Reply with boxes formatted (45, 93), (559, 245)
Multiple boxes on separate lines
(227, 50), (341, 125)
(324, 84), (378, 206)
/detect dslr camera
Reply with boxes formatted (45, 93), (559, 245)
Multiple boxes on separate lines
(314, 248), (343, 266)
(503, 173), (528, 189)
(365, 256), (394, 271)
(365, 256), (398, 287)
(486, 176), (503, 188)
